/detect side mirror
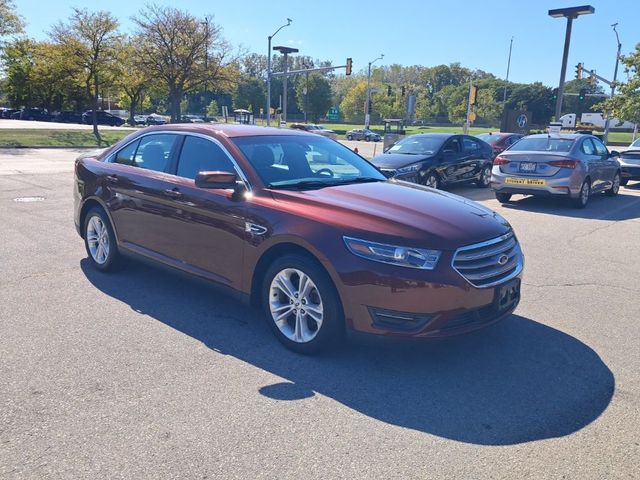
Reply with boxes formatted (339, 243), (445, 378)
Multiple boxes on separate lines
(609, 150), (620, 157)
(195, 171), (239, 189)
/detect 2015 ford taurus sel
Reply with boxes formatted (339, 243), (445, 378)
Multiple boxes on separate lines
(74, 124), (523, 353)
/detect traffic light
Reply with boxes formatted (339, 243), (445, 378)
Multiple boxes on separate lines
(578, 88), (586, 101)
(589, 73), (596, 85)
(575, 63), (582, 80)
(552, 88), (558, 101)
(345, 57), (352, 76)
(387, 85), (392, 96)
(469, 85), (478, 106)
(401, 86), (406, 96)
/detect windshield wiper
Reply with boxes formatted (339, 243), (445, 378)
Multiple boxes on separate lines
(268, 177), (383, 190)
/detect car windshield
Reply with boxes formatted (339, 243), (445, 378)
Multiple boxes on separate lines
(508, 137), (575, 153)
(476, 134), (501, 144)
(387, 136), (446, 155)
(232, 135), (386, 190)
(630, 138), (640, 149)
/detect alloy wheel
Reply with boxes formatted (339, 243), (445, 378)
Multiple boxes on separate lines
(86, 215), (110, 265)
(424, 174), (439, 189)
(269, 268), (323, 344)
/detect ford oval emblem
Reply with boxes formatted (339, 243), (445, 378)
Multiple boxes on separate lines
(498, 254), (509, 266)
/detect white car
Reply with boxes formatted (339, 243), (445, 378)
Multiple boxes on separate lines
(628, 138), (640, 151)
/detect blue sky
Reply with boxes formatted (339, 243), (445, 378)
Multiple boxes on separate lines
(15, 0), (639, 87)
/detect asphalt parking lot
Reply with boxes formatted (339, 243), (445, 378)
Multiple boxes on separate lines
(1, 148), (639, 479)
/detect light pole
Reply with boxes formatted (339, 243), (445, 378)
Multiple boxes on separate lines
(502, 37), (514, 104)
(266, 19), (292, 127)
(273, 46), (299, 125)
(365, 54), (384, 129)
(548, 5), (595, 121)
(603, 23), (621, 145)
(202, 18), (209, 120)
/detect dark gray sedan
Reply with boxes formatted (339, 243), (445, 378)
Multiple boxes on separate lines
(491, 134), (621, 208)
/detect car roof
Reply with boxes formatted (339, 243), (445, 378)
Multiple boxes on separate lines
(140, 123), (311, 138)
(409, 133), (455, 138)
(524, 133), (584, 140)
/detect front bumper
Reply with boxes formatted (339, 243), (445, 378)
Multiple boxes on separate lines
(620, 165), (640, 180)
(491, 166), (583, 198)
(334, 244), (523, 338)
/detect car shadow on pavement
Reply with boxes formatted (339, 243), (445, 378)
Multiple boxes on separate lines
(500, 190), (640, 221)
(81, 259), (614, 446)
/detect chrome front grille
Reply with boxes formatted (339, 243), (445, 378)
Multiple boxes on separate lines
(452, 231), (523, 288)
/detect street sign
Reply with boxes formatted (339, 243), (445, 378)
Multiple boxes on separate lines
(468, 111), (477, 123)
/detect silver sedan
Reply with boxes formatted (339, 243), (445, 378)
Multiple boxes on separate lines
(491, 134), (621, 208)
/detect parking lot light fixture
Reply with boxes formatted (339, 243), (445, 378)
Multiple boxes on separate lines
(548, 5), (595, 121)
(365, 54), (384, 129)
(273, 46), (299, 125)
(266, 19), (292, 127)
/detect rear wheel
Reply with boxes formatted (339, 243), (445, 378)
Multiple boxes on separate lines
(476, 166), (492, 188)
(346, 135), (353, 141)
(605, 172), (620, 196)
(262, 254), (343, 354)
(83, 207), (123, 271)
(495, 192), (512, 203)
(572, 179), (590, 209)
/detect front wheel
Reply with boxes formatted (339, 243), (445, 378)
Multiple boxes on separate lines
(476, 166), (492, 188)
(605, 172), (620, 196)
(262, 254), (343, 354)
(346, 135), (353, 141)
(423, 172), (440, 189)
(572, 180), (590, 209)
(495, 192), (512, 203)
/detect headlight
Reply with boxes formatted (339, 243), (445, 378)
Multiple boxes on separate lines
(395, 163), (421, 175)
(343, 236), (441, 270)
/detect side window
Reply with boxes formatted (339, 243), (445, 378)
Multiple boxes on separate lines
(177, 135), (235, 180)
(114, 140), (140, 166)
(134, 134), (178, 172)
(463, 137), (480, 152)
(445, 138), (461, 153)
(581, 139), (596, 155)
(592, 138), (608, 156)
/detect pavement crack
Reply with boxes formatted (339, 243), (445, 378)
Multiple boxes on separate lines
(524, 281), (639, 294)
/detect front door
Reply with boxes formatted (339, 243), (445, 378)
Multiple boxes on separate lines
(164, 134), (247, 291)
(439, 136), (464, 183)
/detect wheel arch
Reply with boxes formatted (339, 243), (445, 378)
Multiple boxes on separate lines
(79, 197), (117, 241)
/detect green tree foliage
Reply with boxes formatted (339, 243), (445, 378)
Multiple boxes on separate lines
(0, 0), (23, 39)
(339, 79), (368, 122)
(207, 99), (219, 117)
(233, 76), (265, 115)
(296, 73), (332, 123)
(133, 5), (238, 122)
(596, 43), (640, 125)
(114, 36), (153, 125)
(51, 8), (120, 145)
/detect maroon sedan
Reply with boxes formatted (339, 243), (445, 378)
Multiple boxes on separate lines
(476, 132), (524, 155)
(74, 124), (523, 353)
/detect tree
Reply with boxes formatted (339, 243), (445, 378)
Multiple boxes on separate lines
(233, 75), (265, 115)
(339, 79), (368, 123)
(296, 73), (331, 122)
(207, 99), (219, 117)
(133, 5), (238, 122)
(51, 8), (120, 145)
(0, 0), (23, 40)
(596, 43), (640, 126)
(114, 36), (152, 125)
(2, 38), (35, 107)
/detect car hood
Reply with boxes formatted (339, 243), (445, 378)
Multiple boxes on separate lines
(371, 153), (434, 169)
(269, 181), (510, 250)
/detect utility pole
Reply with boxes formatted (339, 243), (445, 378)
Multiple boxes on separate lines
(503, 37), (514, 103)
(266, 19), (292, 127)
(464, 76), (473, 134)
(202, 18), (209, 120)
(603, 23), (622, 145)
(365, 54), (384, 129)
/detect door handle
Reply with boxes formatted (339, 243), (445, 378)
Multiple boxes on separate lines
(105, 175), (118, 184)
(163, 188), (183, 199)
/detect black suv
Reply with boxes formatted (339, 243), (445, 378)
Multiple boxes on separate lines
(82, 110), (125, 126)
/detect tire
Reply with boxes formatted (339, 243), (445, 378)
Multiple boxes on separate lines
(365, 136), (371, 142)
(262, 254), (343, 354)
(606, 172), (621, 196)
(346, 135), (353, 141)
(572, 179), (590, 209)
(495, 192), (512, 203)
(423, 172), (440, 189)
(620, 178), (629, 186)
(476, 165), (492, 188)
(83, 206), (123, 272)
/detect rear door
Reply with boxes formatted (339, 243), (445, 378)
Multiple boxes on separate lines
(105, 133), (183, 260)
(580, 138), (605, 191)
(459, 136), (485, 181)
